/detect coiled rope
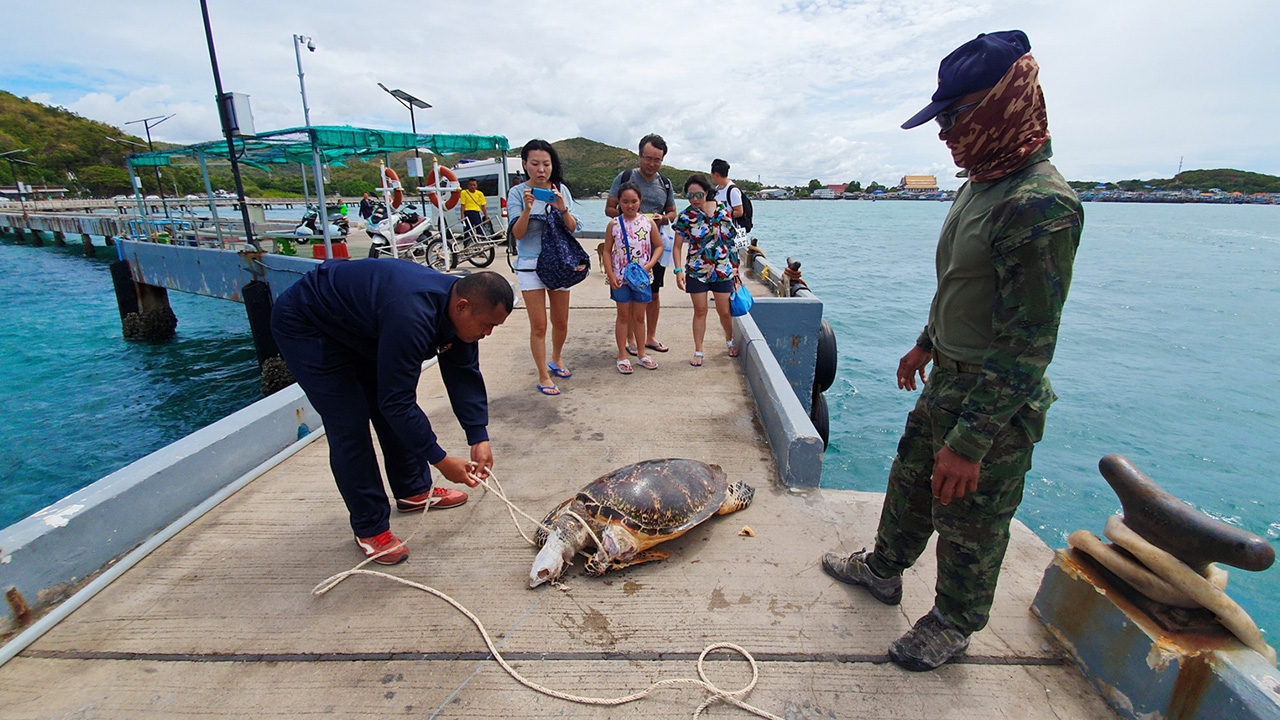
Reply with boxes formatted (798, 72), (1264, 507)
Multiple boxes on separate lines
(311, 469), (783, 720)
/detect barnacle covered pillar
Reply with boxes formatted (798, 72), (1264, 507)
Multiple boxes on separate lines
(110, 259), (177, 341)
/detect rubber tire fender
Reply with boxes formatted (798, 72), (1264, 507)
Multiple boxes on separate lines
(810, 389), (830, 450)
(814, 319), (837, 393)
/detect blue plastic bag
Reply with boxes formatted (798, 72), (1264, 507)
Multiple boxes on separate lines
(728, 282), (754, 317)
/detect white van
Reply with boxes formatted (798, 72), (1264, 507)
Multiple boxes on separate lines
(451, 156), (525, 229)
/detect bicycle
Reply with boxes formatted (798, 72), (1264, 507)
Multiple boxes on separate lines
(424, 217), (507, 271)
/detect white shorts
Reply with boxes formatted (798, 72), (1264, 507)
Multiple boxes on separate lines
(516, 269), (570, 293)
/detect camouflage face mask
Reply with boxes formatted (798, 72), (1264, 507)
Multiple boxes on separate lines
(942, 53), (1049, 183)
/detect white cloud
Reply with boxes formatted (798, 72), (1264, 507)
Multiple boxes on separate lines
(3, 0), (1277, 188)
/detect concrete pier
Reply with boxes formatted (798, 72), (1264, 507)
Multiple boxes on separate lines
(0, 263), (1116, 718)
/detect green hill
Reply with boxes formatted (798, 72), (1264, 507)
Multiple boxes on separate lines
(549, 137), (760, 196)
(1071, 169), (1280, 194)
(0, 90), (146, 196)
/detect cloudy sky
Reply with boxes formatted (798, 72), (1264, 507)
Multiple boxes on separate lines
(4, 0), (1276, 189)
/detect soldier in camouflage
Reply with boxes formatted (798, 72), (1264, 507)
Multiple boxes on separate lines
(822, 30), (1083, 671)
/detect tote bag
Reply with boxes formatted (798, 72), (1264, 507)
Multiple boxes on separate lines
(535, 206), (591, 290)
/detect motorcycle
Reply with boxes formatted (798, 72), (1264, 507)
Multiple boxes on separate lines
(294, 204), (350, 240)
(367, 206), (435, 260)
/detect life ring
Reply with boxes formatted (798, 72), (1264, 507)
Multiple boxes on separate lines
(810, 389), (830, 449)
(814, 319), (837, 393)
(382, 168), (404, 209)
(425, 166), (461, 210)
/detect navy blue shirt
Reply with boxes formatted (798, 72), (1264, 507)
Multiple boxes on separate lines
(286, 259), (489, 466)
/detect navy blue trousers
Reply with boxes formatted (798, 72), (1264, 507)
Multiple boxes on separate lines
(271, 302), (432, 538)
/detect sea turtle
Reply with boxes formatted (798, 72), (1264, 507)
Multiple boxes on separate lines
(528, 458), (754, 588)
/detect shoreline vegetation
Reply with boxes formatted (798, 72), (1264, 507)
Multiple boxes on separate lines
(1, 91), (1277, 205)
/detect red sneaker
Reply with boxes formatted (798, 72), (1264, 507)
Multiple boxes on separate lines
(354, 530), (408, 565)
(396, 486), (468, 512)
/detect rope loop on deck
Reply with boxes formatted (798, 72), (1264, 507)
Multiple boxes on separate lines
(311, 469), (782, 719)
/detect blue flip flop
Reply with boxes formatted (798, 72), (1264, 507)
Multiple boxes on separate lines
(547, 362), (572, 379)
(536, 383), (561, 396)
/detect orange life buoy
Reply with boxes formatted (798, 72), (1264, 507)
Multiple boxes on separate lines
(382, 167), (404, 209)
(425, 166), (461, 210)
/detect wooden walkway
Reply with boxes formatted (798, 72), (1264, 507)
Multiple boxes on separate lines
(0, 261), (1116, 718)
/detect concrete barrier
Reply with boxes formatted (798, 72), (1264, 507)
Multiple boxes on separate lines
(736, 312), (824, 488)
(0, 385), (320, 632)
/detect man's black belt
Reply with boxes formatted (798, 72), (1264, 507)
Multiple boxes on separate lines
(933, 349), (983, 374)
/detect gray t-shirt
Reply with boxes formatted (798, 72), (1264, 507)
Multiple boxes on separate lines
(609, 169), (676, 266)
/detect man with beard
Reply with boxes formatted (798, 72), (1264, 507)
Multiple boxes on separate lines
(821, 30), (1083, 671)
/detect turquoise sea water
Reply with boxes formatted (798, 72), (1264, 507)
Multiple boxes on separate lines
(3, 199), (1277, 639)
(745, 199), (1280, 638)
(0, 241), (262, 529)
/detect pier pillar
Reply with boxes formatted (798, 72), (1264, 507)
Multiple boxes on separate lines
(110, 260), (177, 341)
(81, 234), (93, 257)
(243, 280), (293, 395)
(53, 231), (67, 247)
(28, 230), (42, 247)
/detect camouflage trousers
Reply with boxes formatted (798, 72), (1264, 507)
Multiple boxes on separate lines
(866, 366), (1048, 635)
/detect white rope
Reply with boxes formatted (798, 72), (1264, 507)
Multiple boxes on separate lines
(311, 469), (783, 719)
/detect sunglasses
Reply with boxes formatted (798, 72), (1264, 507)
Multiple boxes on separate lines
(685, 191), (706, 200)
(935, 100), (982, 132)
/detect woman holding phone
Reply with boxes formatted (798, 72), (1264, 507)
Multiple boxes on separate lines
(507, 139), (578, 395)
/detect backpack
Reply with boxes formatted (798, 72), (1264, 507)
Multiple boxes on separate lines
(726, 182), (754, 233)
(536, 206), (591, 290)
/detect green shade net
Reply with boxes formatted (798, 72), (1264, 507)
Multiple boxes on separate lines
(126, 126), (509, 170)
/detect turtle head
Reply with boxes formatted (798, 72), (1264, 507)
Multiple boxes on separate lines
(529, 532), (577, 588)
(528, 508), (592, 588)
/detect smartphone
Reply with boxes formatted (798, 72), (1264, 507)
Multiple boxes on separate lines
(531, 187), (556, 202)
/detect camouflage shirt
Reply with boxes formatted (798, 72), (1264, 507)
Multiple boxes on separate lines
(917, 140), (1083, 462)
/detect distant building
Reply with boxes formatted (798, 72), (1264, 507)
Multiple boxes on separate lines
(811, 188), (836, 199)
(758, 188), (790, 199)
(0, 186), (70, 200)
(900, 175), (938, 193)
(825, 184), (848, 195)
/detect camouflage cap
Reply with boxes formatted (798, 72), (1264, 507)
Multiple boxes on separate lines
(901, 30), (1031, 130)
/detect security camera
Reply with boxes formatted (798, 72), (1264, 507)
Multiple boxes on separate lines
(307, 40), (315, 52)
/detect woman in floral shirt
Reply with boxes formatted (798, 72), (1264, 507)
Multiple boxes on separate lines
(672, 173), (740, 367)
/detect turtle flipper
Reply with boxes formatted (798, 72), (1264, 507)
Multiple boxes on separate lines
(610, 550), (670, 571)
(716, 481), (755, 515)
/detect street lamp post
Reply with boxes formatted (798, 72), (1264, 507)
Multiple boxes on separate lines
(294, 33), (333, 259)
(124, 114), (175, 220)
(0, 148), (33, 214)
(199, 0), (260, 253)
(377, 83), (434, 257)
(106, 137), (148, 218)
(377, 83), (431, 197)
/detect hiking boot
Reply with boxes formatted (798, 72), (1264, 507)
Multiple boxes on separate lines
(821, 548), (902, 605)
(888, 607), (971, 671)
(355, 530), (408, 565)
(396, 486), (468, 512)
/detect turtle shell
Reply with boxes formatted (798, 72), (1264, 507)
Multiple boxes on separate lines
(576, 458), (728, 539)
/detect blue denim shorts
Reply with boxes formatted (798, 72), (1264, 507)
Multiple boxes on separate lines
(610, 284), (652, 304)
